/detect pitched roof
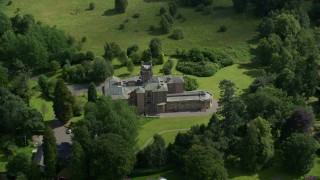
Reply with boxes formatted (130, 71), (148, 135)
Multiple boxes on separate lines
(162, 75), (184, 84)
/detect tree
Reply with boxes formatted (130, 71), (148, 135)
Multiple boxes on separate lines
(89, 133), (135, 179)
(127, 44), (139, 56)
(0, 88), (44, 137)
(170, 28), (185, 40)
(42, 126), (58, 177)
(254, 0), (286, 16)
(184, 145), (228, 180)
(281, 133), (318, 174)
(50, 60), (60, 72)
(53, 79), (74, 123)
(218, 80), (246, 141)
(136, 134), (167, 168)
(89, 2), (95, 10)
(159, 7), (166, 15)
(71, 141), (87, 180)
(75, 96), (139, 146)
(168, 2), (178, 16)
(245, 86), (306, 135)
(38, 75), (49, 96)
(184, 76), (199, 91)
(0, 65), (9, 88)
(232, 0), (248, 13)
(88, 82), (97, 102)
(6, 154), (31, 178)
(115, 0), (128, 13)
(127, 59), (134, 73)
(118, 51), (128, 66)
(0, 12), (12, 36)
(91, 57), (113, 83)
(159, 15), (172, 34)
(11, 70), (31, 105)
(103, 42), (122, 61)
(240, 117), (274, 172)
(149, 38), (162, 58)
(280, 109), (314, 141)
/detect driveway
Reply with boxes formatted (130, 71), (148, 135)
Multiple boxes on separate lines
(50, 119), (72, 160)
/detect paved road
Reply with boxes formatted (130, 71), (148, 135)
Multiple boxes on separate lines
(140, 128), (190, 150)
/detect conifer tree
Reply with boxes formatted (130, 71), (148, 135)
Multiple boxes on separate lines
(43, 126), (57, 177)
(53, 79), (74, 123)
(88, 82), (97, 102)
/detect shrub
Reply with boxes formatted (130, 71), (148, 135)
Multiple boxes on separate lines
(115, 0), (128, 13)
(149, 25), (155, 31)
(73, 99), (84, 116)
(218, 25), (227, 32)
(127, 44), (139, 56)
(130, 52), (142, 65)
(170, 28), (185, 40)
(7, 0), (12, 5)
(195, 4), (205, 12)
(168, 2), (178, 16)
(132, 13), (140, 18)
(50, 61), (60, 72)
(184, 76), (199, 91)
(163, 59), (174, 75)
(177, 61), (219, 77)
(119, 23), (125, 30)
(203, 5), (213, 15)
(86, 51), (95, 60)
(89, 2), (95, 10)
(124, 18), (129, 23)
(81, 36), (87, 42)
(159, 7), (166, 15)
(176, 13), (184, 19)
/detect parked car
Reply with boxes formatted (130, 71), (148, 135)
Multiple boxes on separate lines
(66, 129), (72, 134)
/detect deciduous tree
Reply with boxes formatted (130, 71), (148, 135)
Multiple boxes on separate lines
(240, 117), (274, 172)
(281, 133), (318, 174)
(184, 145), (228, 180)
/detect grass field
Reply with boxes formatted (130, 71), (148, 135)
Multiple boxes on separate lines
(0, 0), (260, 56)
(137, 115), (210, 148)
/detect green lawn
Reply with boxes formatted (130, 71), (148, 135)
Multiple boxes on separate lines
(29, 80), (55, 122)
(138, 115), (210, 148)
(0, 0), (260, 56)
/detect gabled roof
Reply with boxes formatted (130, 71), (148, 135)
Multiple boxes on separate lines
(162, 75), (184, 84)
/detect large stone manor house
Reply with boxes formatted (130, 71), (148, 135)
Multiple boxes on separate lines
(103, 62), (213, 114)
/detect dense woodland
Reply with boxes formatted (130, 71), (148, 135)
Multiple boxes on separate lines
(0, 0), (320, 179)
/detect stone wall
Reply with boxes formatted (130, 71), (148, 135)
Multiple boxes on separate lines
(167, 83), (184, 94)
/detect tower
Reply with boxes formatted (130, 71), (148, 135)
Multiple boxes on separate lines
(141, 61), (153, 83)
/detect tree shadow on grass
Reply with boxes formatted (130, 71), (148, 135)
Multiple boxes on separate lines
(237, 63), (261, 78)
(118, 73), (131, 78)
(147, 28), (165, 36)
(103, 9), (118, 16)
(113, 64), (124, 70)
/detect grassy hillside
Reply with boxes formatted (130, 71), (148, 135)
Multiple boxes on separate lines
(0, 0), (260, 56)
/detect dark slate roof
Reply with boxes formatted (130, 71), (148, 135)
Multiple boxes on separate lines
(162, 75), (184, 84)
(135, 87), (145, 93)
(167, 91), (212, 102)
